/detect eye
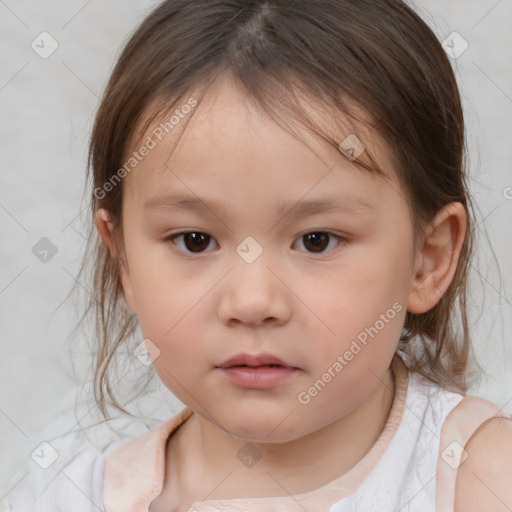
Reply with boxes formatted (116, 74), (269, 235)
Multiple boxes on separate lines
(166, 230), (345, 256)
(294, 231), (344, 254)
(167, 231), (218, 254)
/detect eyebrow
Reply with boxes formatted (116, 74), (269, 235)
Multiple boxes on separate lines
(143, 193), (374, 219)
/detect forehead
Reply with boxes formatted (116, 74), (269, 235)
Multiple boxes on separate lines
(121, 77), (402, 210)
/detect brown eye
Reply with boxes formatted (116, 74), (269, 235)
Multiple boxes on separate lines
(295, 232), (343, 254)
(169, 232), (216, 253)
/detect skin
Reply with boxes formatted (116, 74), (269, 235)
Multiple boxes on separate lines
(95, 75), (467, 510)
(455, 416), (512, 511)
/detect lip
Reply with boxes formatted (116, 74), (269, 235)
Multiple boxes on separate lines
(216, 353), (294, 369)
(216, 353), (298, 389)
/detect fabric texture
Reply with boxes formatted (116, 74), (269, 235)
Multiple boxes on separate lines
(0, 412), (153, 512)
(1, 432), (108, 512)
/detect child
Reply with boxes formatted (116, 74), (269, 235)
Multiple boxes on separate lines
(5, 0), (512, 511)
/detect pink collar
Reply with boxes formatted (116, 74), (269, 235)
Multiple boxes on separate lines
(103, 406), (193, 512)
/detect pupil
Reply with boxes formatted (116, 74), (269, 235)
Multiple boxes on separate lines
(185, 233), (209, 252)
(305, 233), (328, 252)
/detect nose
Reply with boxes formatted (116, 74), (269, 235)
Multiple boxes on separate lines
(217, 252), (292, 328)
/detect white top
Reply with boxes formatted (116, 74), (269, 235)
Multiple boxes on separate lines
(2, 354), (509, 511)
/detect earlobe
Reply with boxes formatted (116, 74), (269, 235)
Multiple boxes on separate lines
(94, 209), (138, 315)
(407, 202), (467, 314)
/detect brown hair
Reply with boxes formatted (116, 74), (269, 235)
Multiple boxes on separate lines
(74, 0), (480, 419)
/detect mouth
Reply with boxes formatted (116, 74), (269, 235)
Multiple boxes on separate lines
(215, 353), (298, 388)
(227, 364), (283, 367)
(216, 353), (296, 369)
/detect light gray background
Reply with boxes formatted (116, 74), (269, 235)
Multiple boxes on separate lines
(0, 0), (511, 503)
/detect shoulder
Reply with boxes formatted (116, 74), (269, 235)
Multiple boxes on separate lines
(454, 411), (512, 511)
(1, 405), (134, 512)
(3, 442), (107, 512)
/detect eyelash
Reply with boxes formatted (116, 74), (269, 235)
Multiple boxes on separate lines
(164, 230), (347, 256)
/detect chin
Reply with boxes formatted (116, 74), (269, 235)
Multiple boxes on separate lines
(223, 413), (306, 445)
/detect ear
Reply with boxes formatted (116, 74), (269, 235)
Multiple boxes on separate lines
(94, 208), (138, 315)
(407, 202), (467, 314)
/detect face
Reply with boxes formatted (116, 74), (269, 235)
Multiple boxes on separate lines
(110, 78), (419, 443)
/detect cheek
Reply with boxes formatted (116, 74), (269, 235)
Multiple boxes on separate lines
(135, 281), (199, 343)
(128, 262), (210, 364)
(304, 249), (410, 365)
(123, 239), (185, 331)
